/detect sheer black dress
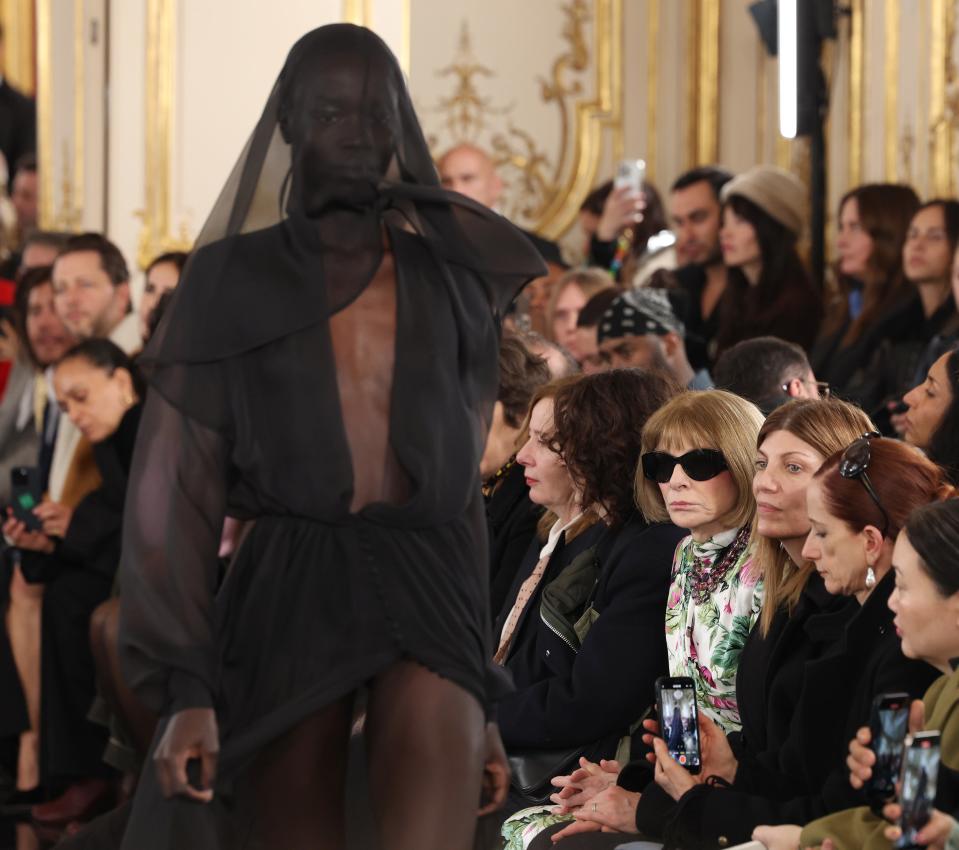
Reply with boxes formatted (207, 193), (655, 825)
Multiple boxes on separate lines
(116, 24), (545, 849)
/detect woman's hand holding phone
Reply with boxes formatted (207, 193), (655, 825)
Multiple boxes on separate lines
(847, 699), (924, 791)
(882, 806), (956, 849)
(2, 507), (55, 554)
(641, 714), (737, 783)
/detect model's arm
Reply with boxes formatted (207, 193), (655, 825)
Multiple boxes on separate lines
(118, 389), (229, 717)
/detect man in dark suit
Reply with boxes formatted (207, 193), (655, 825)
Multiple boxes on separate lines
(0, 25), (37, 187)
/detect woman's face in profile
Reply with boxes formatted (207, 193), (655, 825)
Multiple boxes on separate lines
(802, 479), (873, 598)
(889, 531), (959, 669)
(53, 358), (134, 444)
(901, 352), (954, 450)
(515, 398), (577, 514)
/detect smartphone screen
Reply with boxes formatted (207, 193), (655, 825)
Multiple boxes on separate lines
(896, 732), (941, 849)
(655, 676), (701, 773)
(10, 466), (42, 532)
(614, 158), (645, 195)
(868, 693), (910, 802)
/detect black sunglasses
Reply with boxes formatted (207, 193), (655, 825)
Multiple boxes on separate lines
(838, 432), (890, 536)
(642, 449), (729, 484)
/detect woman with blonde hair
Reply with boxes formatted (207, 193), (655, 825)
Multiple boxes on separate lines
(635, 389), (765, 732)
(544, 267), (616, 360)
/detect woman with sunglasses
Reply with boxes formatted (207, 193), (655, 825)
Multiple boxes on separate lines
(535, 409), (938, 849)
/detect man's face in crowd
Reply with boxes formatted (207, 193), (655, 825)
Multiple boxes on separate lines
(52, 250), (130, 340)
(438, 146), (503, 208)
(597, 333), (670, 372)
(11, 169), (38, 233)
(670, 179), (723, 267)
(26, 281), (75, 367)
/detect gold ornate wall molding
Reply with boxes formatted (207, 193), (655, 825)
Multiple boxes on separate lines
(36, 0), (84, 230)
(0, 0), (35, 94)
(343, 0), (372, 26)
(883, 0), (899, 181)
(138, 0), (191, 269)
(848, 0), (864, 186)
(424, 0), (622, 240)
(684, 0), (720, 168)
(645, 0), (659, 180)
(931, 0), (956, 197)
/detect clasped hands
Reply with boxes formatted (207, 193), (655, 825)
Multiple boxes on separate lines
(545, 713), (738, 842)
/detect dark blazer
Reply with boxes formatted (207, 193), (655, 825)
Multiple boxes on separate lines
(487, 462), (543, 622)
(0, 80), (35, 180)
(498, 512), (684, 758)
(630, 570), (939, 850)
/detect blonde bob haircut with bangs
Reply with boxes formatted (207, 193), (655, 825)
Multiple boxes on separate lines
(635, 390), (765, 530)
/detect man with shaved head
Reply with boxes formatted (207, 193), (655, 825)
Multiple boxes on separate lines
(438, 142), (565, 269)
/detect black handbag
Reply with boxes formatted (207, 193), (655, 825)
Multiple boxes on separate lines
(507, 745), (587, 804)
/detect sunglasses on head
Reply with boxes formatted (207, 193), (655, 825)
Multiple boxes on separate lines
(641, 449), (729, 484)
(838, 431), (890, 536)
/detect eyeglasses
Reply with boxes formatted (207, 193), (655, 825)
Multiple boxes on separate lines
(781, 379), (831, 398)
(641, 449), (728, 484)
(838, 432), (890, 536)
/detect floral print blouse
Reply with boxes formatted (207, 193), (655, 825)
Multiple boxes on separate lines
(665, 525), (763, 733)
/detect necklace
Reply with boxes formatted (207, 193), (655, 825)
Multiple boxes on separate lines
(483, 456), (516, 498)
(685, 525), (751, 605)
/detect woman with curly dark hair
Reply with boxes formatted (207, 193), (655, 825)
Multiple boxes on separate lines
(493, 367), (684, 815)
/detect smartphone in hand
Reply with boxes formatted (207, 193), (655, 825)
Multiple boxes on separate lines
(896, 731), (941, 849)
(654, 676), (701, 774)
(867, 692), (911, 804)
(10, 466), (42, 532)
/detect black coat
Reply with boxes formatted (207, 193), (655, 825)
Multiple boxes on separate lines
(498, 512), (684, 759)
(629, 570), (939, 850)
(672, 264), (719, 371)
(0, 80), (35, 181)
(486, 462), (543, 623)
(19, 404), (142, 782)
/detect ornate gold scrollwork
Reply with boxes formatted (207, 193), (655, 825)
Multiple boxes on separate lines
(426, 0), (622, 239)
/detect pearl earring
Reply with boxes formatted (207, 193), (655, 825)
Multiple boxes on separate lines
(865, 566), (876, 589)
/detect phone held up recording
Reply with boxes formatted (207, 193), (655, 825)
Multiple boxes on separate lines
(654, 676), (701, 774)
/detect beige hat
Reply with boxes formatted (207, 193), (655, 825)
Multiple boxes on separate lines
(720, 165), (806, 235)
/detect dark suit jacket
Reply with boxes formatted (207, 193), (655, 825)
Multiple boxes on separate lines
(498, 513), (684, 759)
(0, 80), (35, 179)
(630, 571), (939, 850)
(487, 462), (543, 622)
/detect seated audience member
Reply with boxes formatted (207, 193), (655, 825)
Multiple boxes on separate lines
(574, 181), (613, 263)
(10, 154), (37, 245)
(520, 331), (580, 379)
(811, 184), (920, 405)
(541, 433), (943, 849)
(495, 369), (683, 814)
(573, 288), (620, 374)
(2, 339), (145, 823)
(713, 336), (827, 414)
(636, 390), (765, 732)
(137, 251), (188, 343)
(483, 334), (552, 619)
(544, 268), (614, 360)
(596, 287), (712, 389)
(715, 165), (822, 355)
(588, 179), (676, 287)
(18, 230), (69, 274)
(871, 200), (959, 427)
(900, 347), (959, 484)
(0, 266), (74, 806)
(668, 166), (734, 369)
(762, 498), (959, 850)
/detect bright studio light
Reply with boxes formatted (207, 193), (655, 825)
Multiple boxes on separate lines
(778, 0), (798, 139)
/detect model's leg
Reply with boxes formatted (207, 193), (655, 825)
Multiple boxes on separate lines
(365, 660), (486, 850)
(239, 695), (354, 850)
(6, 565), (43, 790)
(89, 598), (157, 757)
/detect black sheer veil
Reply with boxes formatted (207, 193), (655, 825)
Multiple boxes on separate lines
(120, 24), (543, 719)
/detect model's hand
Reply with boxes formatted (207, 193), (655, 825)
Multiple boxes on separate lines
(652, 737), (698, 801)
(478, 722), (510, 816)
(154, 707), (219, 802)
(753, 824), (802, 850)
(595, 186), (645, 242)
(549, 757), (620, 813)
(33, 501), (73, 538)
